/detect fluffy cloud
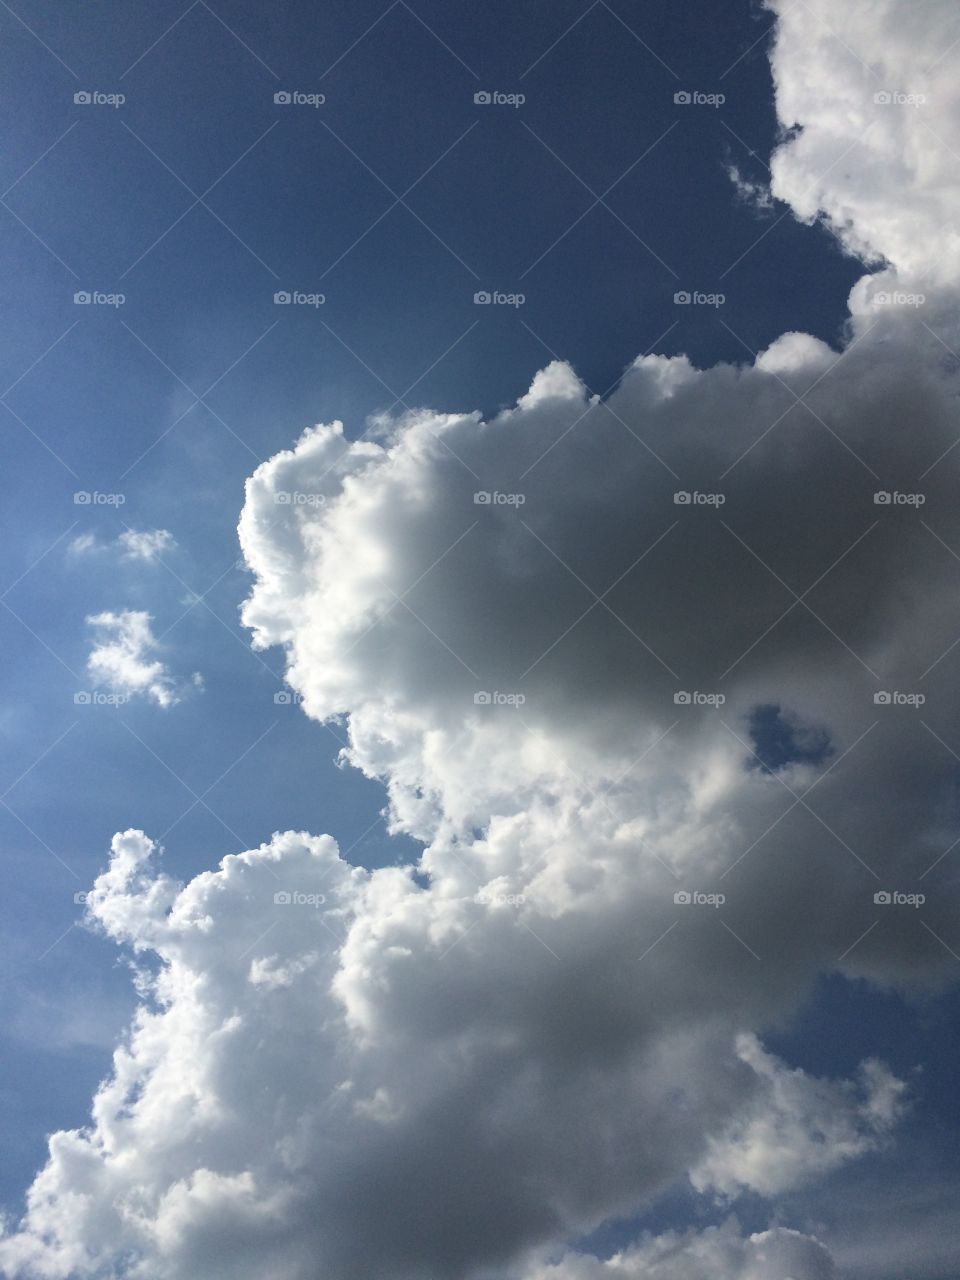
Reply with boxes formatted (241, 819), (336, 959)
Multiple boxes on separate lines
(0, 831), (902, 1280)
(85, 610), (195, 708)
(767, 0), (960, 284)
(234, 302), (960, 990)
(4, 1), (960, 1278)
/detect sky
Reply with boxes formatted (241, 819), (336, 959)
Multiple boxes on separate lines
(1, 1), (960, 1278)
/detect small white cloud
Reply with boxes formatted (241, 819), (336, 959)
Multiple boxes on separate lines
(85, 610), (184, 708)
(727, 163), (775, 213)
(69, 529), (175, 564)
(690, 1033), (907, 1198)
(118, 529), (176, 562)
(67, 531), (99, 557)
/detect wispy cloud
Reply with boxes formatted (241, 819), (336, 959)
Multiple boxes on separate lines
(69, 528), (176, 563)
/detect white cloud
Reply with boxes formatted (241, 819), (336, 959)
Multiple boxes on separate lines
(233, 307), (960, 1005)
(5, 1), (960, 1277)
(726, 164), (775, 214)
(68, 532), (99, 557)
(525, 1219), (836, 1280)
(0, 831), (902, 1280)
(69, 529), (176, 564)
(690, 1034), (906, 1197)
(766, 0), (960, 285)
(118, 529), (176, 562)
(85, 611), (190, 708)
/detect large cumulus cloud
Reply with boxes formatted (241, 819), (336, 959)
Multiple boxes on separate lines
(4, 1), (960, 1278)
(0, 831), (902, 1280)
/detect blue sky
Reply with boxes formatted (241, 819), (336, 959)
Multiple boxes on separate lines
(2, 3), (960, 1278)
